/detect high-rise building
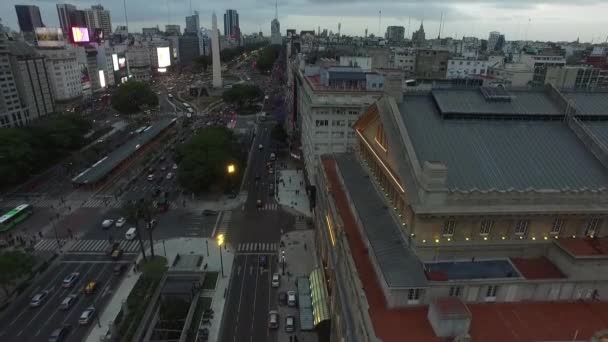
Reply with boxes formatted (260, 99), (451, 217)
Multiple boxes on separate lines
(0, 28), (29, 127)
(165, 25), (181, 36)
(487, 31), (501, 52)
(15, 5), (44, 34)
(223, 9), (239, 40)
(178, 32), (200, 65)
(385, 25), (405, 43)
(271, 1), (281, 45)
(8, 41), (54, 120)
(38, 46), (82, 101)
(91, 5), (112, 37)
(411, 21), (426, 47)
(56, 4), (76, 34)
(185, 11), (200, 34)
(69, 10), (88, 28)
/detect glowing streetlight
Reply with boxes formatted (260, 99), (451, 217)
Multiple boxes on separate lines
(217, 234), (225, 277)
(227, 164), (236, 174)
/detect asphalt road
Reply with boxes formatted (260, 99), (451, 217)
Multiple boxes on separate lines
(0, 253), (133, 342)
(222, 254), (280, 342)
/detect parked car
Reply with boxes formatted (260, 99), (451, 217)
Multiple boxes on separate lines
(62, 272), (80, 288)
(84, 281), (97, 295)
(268, 310), (279, 329)
(278, 291), (287, 306)
(59, 294), (78, 310)
(30, 290), (50, 307)
(79, 307), (96, 325)
(287, 291), (297, 307)
(101, 219), (114, 229)
(115, 217), (126, 228)
(285, 315), (295, 333)
(113, 264), (126, 276)
(271, 273), (280, 288)
(147, 174), (154, 181)
(48, 325), (71, 342)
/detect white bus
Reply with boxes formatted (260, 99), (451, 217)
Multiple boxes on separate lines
(183, 102), (191, 108)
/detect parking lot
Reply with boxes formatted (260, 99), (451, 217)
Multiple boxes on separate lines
(0, 254), (133, 342)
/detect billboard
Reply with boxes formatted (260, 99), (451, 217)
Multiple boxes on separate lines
(80, 64), (91, 90)
(118, 57), (127, 69)
(157, 47), (171, 68)
(93, 28), (104, 43)
(71, 27), (90, 43)
(35, 28), (65, 48)
(98, 70), (106, 88)
(112, 54), (119, 71)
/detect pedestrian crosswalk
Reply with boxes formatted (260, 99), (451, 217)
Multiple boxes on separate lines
(259, 203), (278, 211)
(214, 211), (231, 238)
(237, 242), (279, 253)
(34, 238), (150, 253)
(81, 196), (121, 208)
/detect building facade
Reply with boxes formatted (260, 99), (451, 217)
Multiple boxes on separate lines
(38, 46), (82, 101)
(446, 58), (489, 79)
(313, 86), (608, 341)
(165, 25), (181, 36)
(271, 18), (281, 46)
(90, 5), (112, 37)
(56, 4), (76, 35)
(223, 9), (240, 40)
(185, 12), (200, 34)
(385, 26), (405, 43)
(415, 49), (449, 79)
(178, 32), (200, 65)
(519, 51), (566, 87)
(126, 42), (152, 82)
(15, 5), (44, 40)
(545, 65), (608, 90)
(0, 31), (29, 127)
(486, 62), (534, 87)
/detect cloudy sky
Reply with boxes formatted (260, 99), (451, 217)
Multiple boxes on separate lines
(2, 0), (607, 42)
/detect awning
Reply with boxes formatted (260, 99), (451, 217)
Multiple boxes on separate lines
(296, 277), (314, 331)
(309, 268), (330, 326)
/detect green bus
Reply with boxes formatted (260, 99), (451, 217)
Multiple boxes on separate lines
(0, 204), (33, 232)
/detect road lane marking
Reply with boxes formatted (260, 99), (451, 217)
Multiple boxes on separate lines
(250, 255), (260, 331)
(235, 255), (248, 337)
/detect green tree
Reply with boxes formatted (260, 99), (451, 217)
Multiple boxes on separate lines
(194, 56), (211, 72)
(222, 84), (263, 109)
(111, 80), (159, 115)
(256, 45), (280, 73)
(0, 251), (35, 297)
(271, 124), (287, 143)
(177, 127), (241, 193)
(0, 129), (37, 185)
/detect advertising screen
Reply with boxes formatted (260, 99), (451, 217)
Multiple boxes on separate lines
(93, 28), (104, 43)
(157, 47), (171, 68)
(112, 54), (119, 71)
(80, 64), (91, 90)
(118, 57), (127, 69)
(98, 70), (106, 88)
(71, 27), (90, 43)
(35, 28), (65, 48)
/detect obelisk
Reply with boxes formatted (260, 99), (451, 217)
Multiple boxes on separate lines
(211, 12), (222, 88)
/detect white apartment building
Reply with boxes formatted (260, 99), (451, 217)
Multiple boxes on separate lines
(446, 58), (489, 79)
(389, 48), (416, 76)
(37, 46), (82, 102)
(486, 62), (534, 87)
(518, 52), (566, 86)
(0, 31), (29, 127)
(294, 63), (386, 183)
(126, 42), (152, 82)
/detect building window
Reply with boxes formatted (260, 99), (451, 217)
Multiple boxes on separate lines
(514, 220), (528, 236)
(480, 220), (494, 236)
(551, 218), (564, 235)
(449, 286), (461, 297)
(486, 285), (498, 301)
(442, 220), (455, 237)
(315, 120), (328, 127)
(332, 120), (345, 127)
(585, 218), (603, 237)
(407, 288), (422, 304)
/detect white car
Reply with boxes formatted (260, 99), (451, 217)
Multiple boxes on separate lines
(30, 290), (50, 307)
(268, 310), (279, 329)
(271, 273), (280, 288)
(62, 272), (80, 288)
(258, 144), (263, 150)
(79, 307), (96, 325)
(147, 174), (154, 181)
(287, 291), (297, 307)
(166, 172), (173, 180)
(101, 219), (114, 229)
(172, 163), (178, 170)
(285, 315), (295, 333)
(115, 217), (126, 228)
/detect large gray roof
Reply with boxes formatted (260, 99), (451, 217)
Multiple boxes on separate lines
(432, 88), (563, 117)
(585, 121), (608, 149)
(399, 95), (608, 191)
(72, 118), (175, 185)
(335, 153), (427, 288)
(563, 91), (608, 117)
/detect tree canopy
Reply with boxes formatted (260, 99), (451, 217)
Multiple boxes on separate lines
(176, 127), (242, 193)
(222, 84), (263, 109)
(0, 250), (35, 296)
(271, 123), (288, 143)
(193, 55), (211, 72)
(256, 45), (280, 73)
(111, 80), (159, 115)
(0, 114), (92, 188)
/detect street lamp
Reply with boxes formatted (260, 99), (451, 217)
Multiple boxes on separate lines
(281, 249), (285, 276)
(217, 234), (225, 277)
(227, 164), (236, 174)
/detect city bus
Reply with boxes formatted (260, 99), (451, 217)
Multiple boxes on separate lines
(0, 204), (33, 232)
(183, 102), (191, 109)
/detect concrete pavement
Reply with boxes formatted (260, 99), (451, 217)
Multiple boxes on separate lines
(276, 169), (311, 217)
(86, 237), (235, 342)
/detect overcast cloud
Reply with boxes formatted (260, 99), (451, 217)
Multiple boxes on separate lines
(2, 0), (607, 42)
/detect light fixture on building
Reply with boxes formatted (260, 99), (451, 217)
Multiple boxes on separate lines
(483, 236), (488, 241)
(572, 235), (576, 239)
(465, 237), (470, 241)
(434, 239), (439, 244)
(447, 238), (451, 242)
(501, 236), (506, 240)
(543, 236), (548, 240)
(532, 236), (536, 241)
(410, 233), (415, 237)
(519, 236), (523, 240)
(422, 239), (426, 243)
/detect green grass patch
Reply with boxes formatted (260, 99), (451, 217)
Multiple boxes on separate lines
(117, 256), (167, 342)
(201, 272), (218, 290)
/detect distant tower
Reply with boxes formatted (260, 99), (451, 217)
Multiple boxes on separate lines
(365, 28), (368, 38)
(271, 0), (281, 45)
(211, 12), (222, 88)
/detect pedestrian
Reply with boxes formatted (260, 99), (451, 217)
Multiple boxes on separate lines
(38, 231), (42, 238)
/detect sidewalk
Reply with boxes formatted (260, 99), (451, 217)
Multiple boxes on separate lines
(276, 169), (311, 217)
(277, 229), (319, 342)
(86, 237), (235, 342)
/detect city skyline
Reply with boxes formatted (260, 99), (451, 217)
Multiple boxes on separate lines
(0, 0), (606, 42)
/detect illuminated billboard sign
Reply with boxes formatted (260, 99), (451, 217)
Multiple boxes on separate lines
(98, 70), (106, 88)
(71, 27), (90, 43)
(157, 47), (171, 68)
(118, 57), (126, 69)
(112, 54), (119, 71)
(35, 28), (65, 48)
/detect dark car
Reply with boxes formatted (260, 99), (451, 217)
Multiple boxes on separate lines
(278, 291), (287, 306)
(202, 209), (219, 216)
(113, 264), (126, 276)
(106, 242), (120, 256)
(48, 325), (71, 342)
(259, 255), (268, 268)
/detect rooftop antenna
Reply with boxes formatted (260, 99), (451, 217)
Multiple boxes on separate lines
(365, 28), (368, 38)
(190, 0), (193, 15)
(275, 0), (278, 20)
(525, 18), (531, 43)
(123, 0), (129, 31)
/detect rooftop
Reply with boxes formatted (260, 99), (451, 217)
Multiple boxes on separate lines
(425, 259), (521, 281)
(323, 156), (608, 342)
(399, 94), (608, 191)
(563, 91), (608, 117)
(509, 257), (566, 279)
(72, 118), (175, 185)
(334, 153), (427, 288)
(557, 237), (608, 258)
